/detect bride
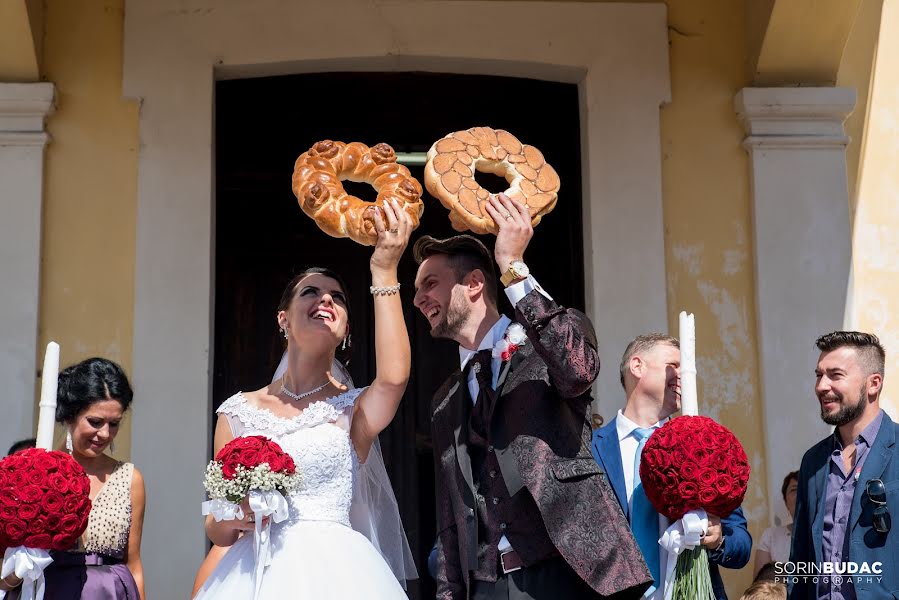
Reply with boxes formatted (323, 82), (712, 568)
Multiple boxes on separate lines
(194, 200), (416, 599)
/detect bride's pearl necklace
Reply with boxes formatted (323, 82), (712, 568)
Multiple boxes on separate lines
(281, 380), (329, 402)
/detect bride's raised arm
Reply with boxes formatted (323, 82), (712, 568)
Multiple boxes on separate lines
(351, 199), (413, 461)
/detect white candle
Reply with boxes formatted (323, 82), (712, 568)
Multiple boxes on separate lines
(36, 342), (60, 450)
(678, 312), (698, 416)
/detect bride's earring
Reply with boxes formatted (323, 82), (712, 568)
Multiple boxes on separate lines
(65, 429), (73, 453)
(109, 440), (116, 454)
(282, 327), (289, 340)
(341, 336), (347, 351)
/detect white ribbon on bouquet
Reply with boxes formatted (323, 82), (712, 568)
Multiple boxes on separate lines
(658, 508), (709, 600)
(248, 490), (289, 600)
(200, 489), (289, 600)
(0, 546), (53, 600)
(201, 498), (245, 522)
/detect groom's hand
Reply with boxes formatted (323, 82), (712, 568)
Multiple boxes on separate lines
(486, 193), (533, 274)
(700, 514), (723, 550)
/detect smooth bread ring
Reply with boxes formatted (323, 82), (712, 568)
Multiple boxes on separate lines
(291, 140), (424, 246)
(424, 127), (560, 235)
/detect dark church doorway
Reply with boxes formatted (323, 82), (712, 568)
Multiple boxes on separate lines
(213, 71), (584, 598)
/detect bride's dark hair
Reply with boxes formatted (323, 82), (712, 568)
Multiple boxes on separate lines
(277, 267), (353, 364)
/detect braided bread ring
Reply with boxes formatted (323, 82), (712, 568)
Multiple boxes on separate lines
(292, 140), (424, 246)
(424, 127), (560, 235)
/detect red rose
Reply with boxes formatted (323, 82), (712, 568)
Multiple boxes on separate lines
(0, 492), (17, 508)
(18, 484), (43, 504)
(680, 461), (701, 482)
(699, 468), (718, 487)
(17, 503), (40, 521)
(23, 533), (53, 549)
(0, 470), (8, 488)
(678, 481), (699, 499)
(714, 474), (734, 495)
(32, 451), (59, 471)
(12, 453), (34, 470)
(28, 515), (49, 534)
(52, 533), (76, 551)
(223, 456), (243, 478)
(45, 513), (62, 531)
(41, 491), (65, 514)
(47, 472), (69, 494)
(55, 457), (75, 477)
(240, 449), (261, 466)
(59, 514), (82, 535)
(699, 486), (719, 505)
(281, 455), (296, 474)
(10, 470), (28, 487)
(62, 494), (82, 513)
(4, 519), (27, 543)
(0, 506), (17, 520)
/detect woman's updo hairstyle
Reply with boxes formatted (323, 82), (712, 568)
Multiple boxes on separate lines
(56, 357), (134, 424)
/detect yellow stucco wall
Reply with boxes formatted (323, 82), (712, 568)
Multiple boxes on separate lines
(657, 2), (762, 595)
(37, 0), (139, 457)
(0, 0), (39, 81)
(844, 0), (899, 418)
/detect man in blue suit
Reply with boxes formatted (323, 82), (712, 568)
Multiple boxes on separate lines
(789, 331), (898, 599)
(591, 333), (751, 599)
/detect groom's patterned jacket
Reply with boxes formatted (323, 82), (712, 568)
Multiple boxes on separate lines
(431, 289), (652, 599)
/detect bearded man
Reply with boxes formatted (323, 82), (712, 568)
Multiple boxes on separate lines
(789, 331), (899, 600)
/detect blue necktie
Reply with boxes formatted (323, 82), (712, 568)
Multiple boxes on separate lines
(632, 427), (661, 589)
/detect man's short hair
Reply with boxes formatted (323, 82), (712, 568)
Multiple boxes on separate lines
(413, 235), (498, 305)
(619, 333), (680, 389)
(815, 331), (886, 377)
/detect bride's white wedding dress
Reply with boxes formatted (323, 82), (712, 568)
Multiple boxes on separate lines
(194, 389), (411, 599)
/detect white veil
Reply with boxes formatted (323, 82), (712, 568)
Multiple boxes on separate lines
(271, 352), (418, 586)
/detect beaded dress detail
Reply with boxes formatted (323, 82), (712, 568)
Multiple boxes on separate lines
(83, 462), (133, 559)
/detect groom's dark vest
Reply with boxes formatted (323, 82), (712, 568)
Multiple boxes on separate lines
(465, 352), (557, 581)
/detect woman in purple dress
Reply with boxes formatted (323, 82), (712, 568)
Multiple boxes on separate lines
(0, 358), (145, 600)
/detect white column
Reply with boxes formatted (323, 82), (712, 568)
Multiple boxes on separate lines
(0, 82), (55, 450)
(736, 87), (855, 527)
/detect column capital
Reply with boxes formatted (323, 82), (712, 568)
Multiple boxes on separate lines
(735, 87), (856, 148)
(0, 82), (55, 144)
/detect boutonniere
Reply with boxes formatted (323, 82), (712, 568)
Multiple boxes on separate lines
(492, 323), (527, 362)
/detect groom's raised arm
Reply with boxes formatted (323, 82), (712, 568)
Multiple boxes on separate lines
(512, 286), (599, 399)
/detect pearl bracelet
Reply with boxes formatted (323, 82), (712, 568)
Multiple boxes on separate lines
(370, 283), (401, 296)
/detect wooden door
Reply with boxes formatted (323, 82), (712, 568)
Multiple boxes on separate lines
(214, 71), (583, 599)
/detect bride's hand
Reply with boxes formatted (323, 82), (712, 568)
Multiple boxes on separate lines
(231, 499), (267, 532)
(369, 198), (412, 279)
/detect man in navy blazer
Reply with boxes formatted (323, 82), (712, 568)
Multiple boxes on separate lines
(591, 333), (751, 599)
(789, 331), (898, 599)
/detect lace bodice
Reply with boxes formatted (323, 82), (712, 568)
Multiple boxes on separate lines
(216, 389), (363, 527)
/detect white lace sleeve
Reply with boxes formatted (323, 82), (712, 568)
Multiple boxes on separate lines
(216, 394), (246, 437)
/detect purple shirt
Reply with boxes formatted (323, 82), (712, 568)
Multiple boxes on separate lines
(817, 410), (884, 600)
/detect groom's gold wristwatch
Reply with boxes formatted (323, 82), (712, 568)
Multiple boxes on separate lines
(500, 260), (530, 287)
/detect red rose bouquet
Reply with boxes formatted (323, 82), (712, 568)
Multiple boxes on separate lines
(202, 435), (299, 507)
(202, 436), (300, 600)
(0, 448), (92, 599)
(639, 416), (750, 600)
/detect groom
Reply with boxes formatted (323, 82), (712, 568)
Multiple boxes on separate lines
(413, 194), (651, 599)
